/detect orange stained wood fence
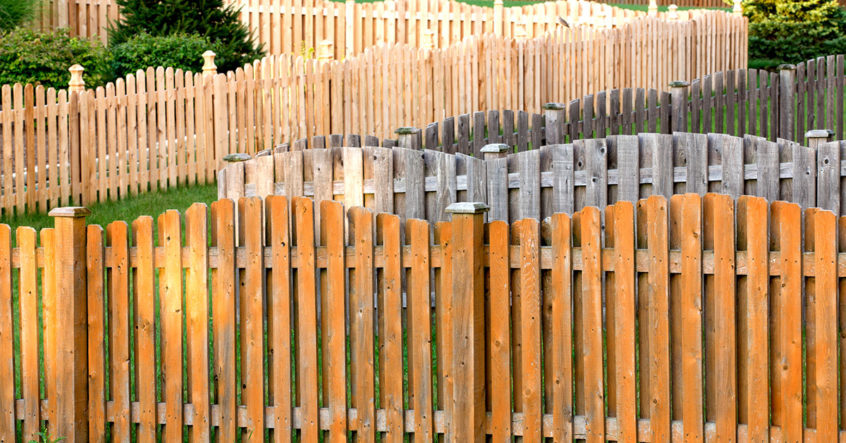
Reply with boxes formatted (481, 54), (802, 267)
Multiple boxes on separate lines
(1, 192), (843, 441)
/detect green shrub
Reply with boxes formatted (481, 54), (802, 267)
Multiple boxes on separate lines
(0, 28), (109, 90)
(108, 0), (264, 74)
(0, 0), (39, 31)
(744, 0), (846, 67)
(109, 33), (221, 79)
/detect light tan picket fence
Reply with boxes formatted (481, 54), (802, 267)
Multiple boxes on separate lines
(26, 0), (732, 57)
(3, 192), (846, 441)
(0, 17), (746, 215)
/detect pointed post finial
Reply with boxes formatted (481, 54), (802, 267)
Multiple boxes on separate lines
(732, 0), (742, 15)
(648, 0), (658, 16)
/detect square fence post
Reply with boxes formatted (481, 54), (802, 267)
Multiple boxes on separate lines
(806, 129), (834, 150)
(779, 64), (796, 142)
(446, 202), (488, 442)
(543, 102), (566, 145)
(49, 207), (90, 442)
(669, 81), (689, 133)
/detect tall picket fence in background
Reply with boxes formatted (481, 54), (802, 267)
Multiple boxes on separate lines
(25, 0), (722, 56)
(2, 193), (845, 441)
(0, 17), (746, 216)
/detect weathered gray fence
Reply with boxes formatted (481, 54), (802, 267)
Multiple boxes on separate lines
(219, 131), (846, 230)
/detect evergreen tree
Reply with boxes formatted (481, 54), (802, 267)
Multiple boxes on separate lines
(108, 0), (264, 74)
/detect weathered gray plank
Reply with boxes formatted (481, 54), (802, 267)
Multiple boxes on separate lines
(817, 140), (840, 213)
(255, 155), (274, 199)
(517, 148), (541, 220)
(458, 114), (471, 155)
(612, 135), (640, 202)
(402, 148), (425, 220)
(473, 111), (486, 157)
(486, 157), (509, 222)
(368, 147), (394, 214)
(550, 144), (574, 214)
(677, 132), (708, 195)
(443, 116), (455, 154)
(749, 135), (779, 201)
(642, 133), (673, 200)
(581, 138), (607, 209)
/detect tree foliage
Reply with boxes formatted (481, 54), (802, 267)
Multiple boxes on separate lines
(108, 0), (264, 74)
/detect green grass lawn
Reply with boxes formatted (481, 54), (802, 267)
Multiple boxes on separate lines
(0, 184), (218, 239)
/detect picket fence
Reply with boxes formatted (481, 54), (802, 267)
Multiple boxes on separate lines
(27, 0), (719, 57)
(220, 132), (846, 229)
(0, 16), (747, 215)
(3, 192), (846, 441)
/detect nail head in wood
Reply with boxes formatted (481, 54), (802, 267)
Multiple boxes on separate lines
(48, 207), (91, 218)
(446, 202), (490, 214)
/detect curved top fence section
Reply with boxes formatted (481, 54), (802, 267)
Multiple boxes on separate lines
(219, 131), (846, 232)
(29, 0), (737, 57)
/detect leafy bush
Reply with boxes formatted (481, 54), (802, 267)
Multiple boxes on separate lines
(108, 0), (264, 74)
(110, 33), (221, 79)
(744, 0), (846, 68)
(0, 0), (39, 32)
(0, 28), (109, 89)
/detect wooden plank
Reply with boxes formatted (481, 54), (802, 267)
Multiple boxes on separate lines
(736, 196), (768, 442)
(551, 144), (574, 214)
(487, 156), (508, 222)
(320, 200), (348, 439)
(705, 194), (737, 441)
(488, 220), (513, 441)
(158, 210), (183, 440)
(805, 208), (838, 441)
(752, 137), (779, 201)
(376, 213), (403, 441)
(816, 141), (840, 213)
(518, 149), (541, 220)
(369, 147), (394, 214)
(348, 207), (375, 439)
(516, 218), (542, 440)
(613, 135), (639, 202)
(184, 204), (210, 440)
(406, 218), (433, 441)
(107, 221), (131, 442)
(769, 201), (803, 442)
(712, 133), (743, 198)
(131, 216), (156, 442)
(639, 196), (670, 441)
(672, 194), (704, 442)
(18, 227), (39, 440)
(403, 149), (425, 220)
(293, 197), (319, 442)
(581, 139), (607, 209)
(578, 207), (604, 442)
(86, 224), (105, 441)
(266, 196), (292, 442)
(604, 202), (636, 442)
(432, 151), (456, 222)
(0, 225), (11, 441)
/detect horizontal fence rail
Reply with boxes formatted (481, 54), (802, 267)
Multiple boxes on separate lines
(28, 0), (715, 56)
(220, 131), (846, 227)
(0, 18), (747, 215)
(2, 193), (846, 441)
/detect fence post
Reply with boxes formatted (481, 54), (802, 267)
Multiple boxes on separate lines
(669, 81), (689, 133)
(49, 206), (90, 442)
(732, 0), (742, 15)
(667, 4), (678, 20)
(779, 64), (796, 142)
(806, 129), (834, 149)
(318, 40), (334, 61)
(202, 51), (217, 77)
(446, 202), (489, 442)
(68, 65), (85, 93)
(481, 143), (510, 160)
(543, 102), (566, 145)
(494, 0), (504, 36)
(396, 127), (421, 150)
(345, 0), (355, 57)
(648, 0), (657, 17)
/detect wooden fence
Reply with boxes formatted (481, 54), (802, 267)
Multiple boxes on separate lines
(220, 131), (846, 228)
(3, 192), (846, 441)
(26, 0), (719, 57)
(0, 17), (747, 215)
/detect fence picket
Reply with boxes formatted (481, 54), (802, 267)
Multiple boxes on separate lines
(107, 221), (131, 442)
(85, 224), (106, 440)
(131, 216), (156, 442)
(322, 200), (348, 439)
